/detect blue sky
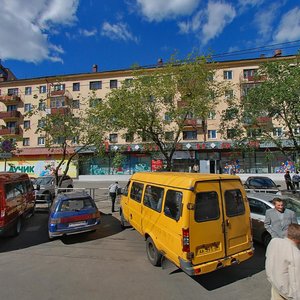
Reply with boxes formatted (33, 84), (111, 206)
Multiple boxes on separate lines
(1, 0), (300, 79)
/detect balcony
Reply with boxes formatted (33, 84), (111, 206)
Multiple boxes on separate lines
(51, 107), (71, 115)
(0, 94), (21, 104)
(50, 90), (65, 96)
(243, 116), (273, 128)
(0, 110), (22, 120)
(0, 126), (22, 136)
(183, 119), (203, 127)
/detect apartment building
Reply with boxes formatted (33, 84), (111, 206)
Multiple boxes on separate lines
(0, 55), (297, 177)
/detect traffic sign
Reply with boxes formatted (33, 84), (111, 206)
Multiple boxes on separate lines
(0, 153), (12, 159)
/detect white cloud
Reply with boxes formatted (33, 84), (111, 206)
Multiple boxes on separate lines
(79, 29), (98, 37)
(273, 7), (300, 42)
(101, 22), (138, 43)
(0, 0), (79, 63)
(202, 1), (236, 44)
(238, 0), (265, 8)
(135, 0), (200, 22)
(178, 1), (236, 45)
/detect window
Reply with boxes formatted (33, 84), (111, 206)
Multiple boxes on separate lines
(164, 190), (182, 221)
(227, 129), (236, 139)
(183, 130), (197, 140)
(23, 138), (30, 146)
(143, 185), (164, 212)
(125, 132), (134, 143)
(207, 111), (216, 120)
(89, 81), (102, 90)
(53, 84), (65, 91)
(208, 130), (217, 139)
(38, 101), (46, 111)
(225, 89), (234, 99)
(130, 182), (144, 203)
(164, 114), (171, 121)
(248, 198), (268, 215)
(38, 137), (45, 145)
(72, 136), (79, 144)
(38, 119), (45, 128)
(273, 127), (283, 137)
(89, 98), (101, 107)
(54, 137), (66, 144)
(224, 189), (245, 217)
(110, 80), (118, 89)
(243, 69), (256, 79)
(165, 131), (174, 141)
(72, 100), (80, 109)
(50, 97), (65, 108)
(24, 103), (32, 112)
(7, 105), (17, 112)
(73, 82), (80, 91)
(7, 88), (18, 95)
(23, 120), (30, 129)
(247, 128), (262, 138)
(195, 191), (220, 222)
(223, 70), (233, 80)
(25, 87), (32, 95)
(39, 85), (47, 94)
(109, 133), (118, 143)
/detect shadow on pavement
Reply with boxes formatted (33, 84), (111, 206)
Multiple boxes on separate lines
(191, 242), (266, 290)
(0, 211), (124, 252)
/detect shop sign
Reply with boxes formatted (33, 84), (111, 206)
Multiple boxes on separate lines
(221, 142), (231, 149)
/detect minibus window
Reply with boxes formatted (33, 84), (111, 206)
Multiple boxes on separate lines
(130, 182), (144, 203)
(143, 185), (164, 212)
(195, 192), (220, 222)
(164, 190), (182, 221)
(224, 189), (245, 217)
(5, 183), (15, 201)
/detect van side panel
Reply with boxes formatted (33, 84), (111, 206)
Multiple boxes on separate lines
(190, 181), (226, 265)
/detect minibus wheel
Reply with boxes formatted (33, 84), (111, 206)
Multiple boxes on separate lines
(146, 237), (162, 266)
(12, 218), (22, 236)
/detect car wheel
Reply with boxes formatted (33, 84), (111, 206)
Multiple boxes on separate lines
(12, 217), (22, 236)
(146, 237), (162, 266)
(262, 232), (271, 247)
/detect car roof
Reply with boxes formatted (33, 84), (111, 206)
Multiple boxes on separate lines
(247, 192), (296, 202)
(56, 191), (93, 201)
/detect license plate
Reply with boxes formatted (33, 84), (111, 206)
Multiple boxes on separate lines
(197, 242), (221, 255)
(68, 221), (87, 227)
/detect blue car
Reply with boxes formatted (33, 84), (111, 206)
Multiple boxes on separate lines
(48, 192), (101, 239)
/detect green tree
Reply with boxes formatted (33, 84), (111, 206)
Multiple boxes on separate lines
(220, 57), (300, 158)
(99, 52), (223, 170)
(27, 91), (107, 186)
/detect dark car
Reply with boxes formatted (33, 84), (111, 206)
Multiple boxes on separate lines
(244, 176), (281, 194)
(247, 193), (300, 246)
(48, 192), (100, 239)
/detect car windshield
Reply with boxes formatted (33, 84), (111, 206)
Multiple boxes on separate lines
(284, 198), (300, 220)
(248, 177), (276, 188)
(57, 198), (95, 212)
(35, 176), (54, 185)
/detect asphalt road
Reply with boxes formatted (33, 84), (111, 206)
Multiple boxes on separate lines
(0, 196), (270, 300)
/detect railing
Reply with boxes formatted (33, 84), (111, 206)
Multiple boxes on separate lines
(0, 110), (21, 119)
(0, 127), (22, 135)
(0, 95), (20, 102)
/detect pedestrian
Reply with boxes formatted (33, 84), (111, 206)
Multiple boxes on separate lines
(192, 163), (199, 173)
(265, 223), (300, 300)
(284, 170), (294, 191)
(108, 181), (119, 213)
(264, 198), (297, 239)
(292, 170), (300, 190)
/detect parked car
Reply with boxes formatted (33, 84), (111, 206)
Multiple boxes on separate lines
(0, 172), (35, 237)
(247, 192), (300, 246)
(48, 191), (101, 239)
(244, 176), (281, 194)
(33, 175), (73, 210)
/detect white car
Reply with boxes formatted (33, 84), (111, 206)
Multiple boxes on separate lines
(247, 193), (300, 246)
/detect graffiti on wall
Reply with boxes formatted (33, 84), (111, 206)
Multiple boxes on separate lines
(275, 160), (295, 173)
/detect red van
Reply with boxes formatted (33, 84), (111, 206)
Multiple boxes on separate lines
(0, 172), (36, 237)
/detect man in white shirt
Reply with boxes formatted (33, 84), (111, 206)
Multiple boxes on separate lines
(265, 223), (300, 300)
(108, 181), (119, 213)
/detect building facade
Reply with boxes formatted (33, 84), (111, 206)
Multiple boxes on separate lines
(0, 55), (297, 177)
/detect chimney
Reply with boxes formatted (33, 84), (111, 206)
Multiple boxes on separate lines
(274, 49), (282, 57)
(157, 58), (163, 67)
(92, 64), (98, 73)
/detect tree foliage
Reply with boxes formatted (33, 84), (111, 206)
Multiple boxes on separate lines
(98, 52), (223, 170)
(27, 91), (107, 185)
(220, 57), (300, 156)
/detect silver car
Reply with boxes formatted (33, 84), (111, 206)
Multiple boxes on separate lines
(33, 175), (74, 210)
(247, 193), (300, 246)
